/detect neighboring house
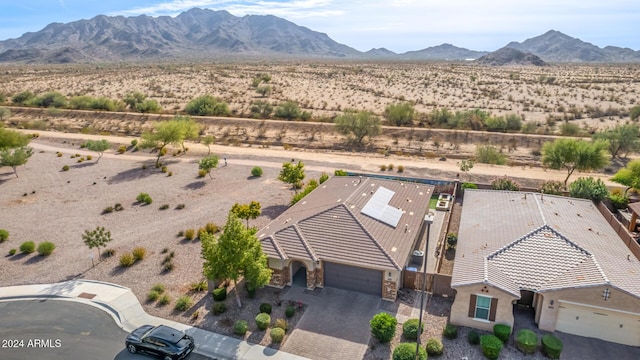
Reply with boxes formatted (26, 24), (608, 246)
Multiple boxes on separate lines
(258, 176), (434, 301)
(451, 190), (640, 346)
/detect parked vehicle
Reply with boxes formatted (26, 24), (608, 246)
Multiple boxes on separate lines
(126, 324), (195, 360)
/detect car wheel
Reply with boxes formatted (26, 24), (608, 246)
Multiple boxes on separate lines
(127, 344), (137, 354)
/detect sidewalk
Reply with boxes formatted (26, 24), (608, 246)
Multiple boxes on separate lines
(0, 280), (310, 360)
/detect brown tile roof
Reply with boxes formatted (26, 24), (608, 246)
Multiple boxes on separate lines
(452, 190), (640, 298)
(258, 176), (434, 270)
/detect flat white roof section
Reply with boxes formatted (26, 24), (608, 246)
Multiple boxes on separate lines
(361, 186), (403, 228)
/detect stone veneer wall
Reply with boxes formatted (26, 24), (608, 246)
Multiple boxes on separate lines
(269, 266), (290, 288)
(383, 279), (397, 301)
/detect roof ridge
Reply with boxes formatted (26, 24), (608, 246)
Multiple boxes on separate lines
(264, 235), (287, 259)
(343, 204), (401, 270)
(292, 224), (318, 262)
(538, 255), (608, 290)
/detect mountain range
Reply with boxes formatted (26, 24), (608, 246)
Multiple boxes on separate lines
(0, 8), (638, 64)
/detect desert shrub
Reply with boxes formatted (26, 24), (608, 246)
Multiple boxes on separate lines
(119, 253), (135, 267)
(189, 279), (208, 292)
(259, 303), (273, 314)
(86, 155), (92, 160)
(319, 172), (329, 184)
(290, 179), (319, 205)
(402, 318), (423, 340)
(397, 165), (405, 173)
(198, 169), (207, 178)
(62, 165), (70, 171)
(117, 145), (126, 154)
(334, 169), (348, 176)
(19, 241), (35, 254)
(151, 283), (166, 293)
(147, 291), (160, 302)
(131, 139), (138, 147)
(426, 337), (444, 356)
(392, 343), (426, 360)
(12, 91), (35, 105)
(37, 242), (55, 256)
(158, 294), (171, 306)
(370, 312), (397, 343)
(380, 164), (388, 171)
(609, 192), (630, 209)
(515, 329), (538, 354)
(132, 247), (146, 261)
(113, 203), (123, 211)
(175, 203), (185, 210)
(57, 152), (63, 157)
(184, 228), (195, 240)
(493, 324), (511, 343)
(233, 320), (248, 335)
(251, 166), (263, 177)
(161, 166), (167, 173)
(270, 327), (285, 343)
(9, 249), (17, 255)
(197, 227), (208, 239)
(480, 334), (504, 360)
(255, 313), (271, 330)
(163, 262), (175, 272)
(539, 180), (564, 195)
(443, 323), (458, 339)
(185, 95), (229, 116)
(0, 229), (8, 242)
(102, 206), (114, 214)
(212, 287), (227, 301)
(446, 233), (458, 248)
(275, 318), (288, 331)
(462, 182), (478, 190)
(285, 305), (295, 317)
(491, 176), (520, 191)
(175, 296), (193, 311)
(476, 145), (507, 165)
(569, 177), (608, 201)
(103, 248), (115, 258)
(541, 334), (563, 359)
(468, 329), (480, 345)
(136, 192), (152, 204)
(205, 222), (219, 234)
(212, 302), (226, 315)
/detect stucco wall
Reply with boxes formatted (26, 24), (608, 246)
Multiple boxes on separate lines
(450, 284), (518, 332)
(538, 286), (640, 331)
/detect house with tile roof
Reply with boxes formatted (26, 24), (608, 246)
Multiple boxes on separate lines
(451, 189), (640, 346)
(258, 176), (434, 301)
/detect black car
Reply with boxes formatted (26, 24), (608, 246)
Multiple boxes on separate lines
(126, 324), (195, 360)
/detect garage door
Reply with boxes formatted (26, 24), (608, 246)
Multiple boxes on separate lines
(556, 301), (640, 346)
(323, 262), (382, 296)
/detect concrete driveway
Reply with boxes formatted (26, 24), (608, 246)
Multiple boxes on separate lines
(281, 286), (382, 360)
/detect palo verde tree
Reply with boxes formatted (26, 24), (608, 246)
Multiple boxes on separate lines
(459, 159), (475, 179)
(140, 118), (194, 166)
(201, 211), (271, 308)
(201, 135), (215, 155)
(278, 161), (305, 192)
(592, 123), (640, 159)
(174, 116), (200, 152)
(198, 154), (219, 179)
(0, 127), (30, 149)
(82, 226), (113, 261)
(85, 139), (111, 163)
(541, 138), (608, 188)
(611, 159), (640, 195)
(1, 146), (33, 178)
(231, 201), (262, 227)
(334, 110), (381, 145)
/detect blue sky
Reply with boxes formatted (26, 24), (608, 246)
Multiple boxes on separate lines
(1, 1), (638, 53)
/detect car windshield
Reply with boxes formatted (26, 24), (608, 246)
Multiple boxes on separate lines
(176, 336), (191, 348)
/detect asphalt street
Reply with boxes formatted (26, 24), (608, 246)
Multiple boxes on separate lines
(0, 299), (211, 360)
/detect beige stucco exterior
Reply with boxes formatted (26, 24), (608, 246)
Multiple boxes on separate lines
(450, 284), (518, 332)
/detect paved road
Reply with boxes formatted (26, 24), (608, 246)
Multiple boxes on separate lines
(0, 300), (211, 360)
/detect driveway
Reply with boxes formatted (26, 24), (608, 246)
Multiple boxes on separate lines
(281, 286), (382, 360)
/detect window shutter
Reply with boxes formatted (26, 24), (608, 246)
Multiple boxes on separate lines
(468, 294), (477, 318)
(489, 298), (498, 321)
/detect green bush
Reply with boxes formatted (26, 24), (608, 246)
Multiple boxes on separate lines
(132, 247), (146, 261)
(275, 318), (288, 332)
(480, 335), (503, 360)
(426, 337), (444, 356)
(185, 95), (230, 116)
(515, 329), (538, 354)
(251, 166), (263, 177)
(255, 313), (271, 330)
(334, 169), (347, 176)
(0, 229), (8, 242)
(270, 327), (285, 343)
(446, 233), (458, 248)
(569, 177), (608, 201)
(147, 291), (160, 302)
(151, 283), (166, 293)
(259, 303), (273, 314)
(62, 165), (70, 171)
(158, 294), (171, 306)
(493, 324), (511, 343)
(541, 334), (563, 359)
(491, 176), (520, 191)
(402, 319), (424, 340)
(184, 228), (195, 240)
(212, 302), (226, 315)
(189, 280), (208, 292)
(609, 192), (630, 209)
(136, 192), (152, 204)
(476, 145), (507, 165)
(370, 312), (397, 343)
(285, 305), (295, 318)
(119, 253), (135, 267)
(246, 283), (256, 298)
(198, 169), (207, 178)
(19, 241), (35, 254)
(9, 249), (17, 255)
(118, 145), (126, 154)
(443, 323), (458, 339)
(461, 182), (478, 190)
(37, 241), (56, 256)
(205, 222), (219, 234)
(539, 180), (564, 195)
(468, 329), (480, 345)
(175, 296), (193, 311)
(233, 320), (248, 335)
(392, 343), (426, 360)
(212, 287), (227, 301)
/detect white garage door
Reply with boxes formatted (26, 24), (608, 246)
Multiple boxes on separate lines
(556, 301), (640, 346)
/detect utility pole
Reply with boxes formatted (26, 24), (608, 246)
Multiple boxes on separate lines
(416, 212), (434, 360)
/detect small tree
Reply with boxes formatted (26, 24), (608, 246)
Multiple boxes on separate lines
(542, 138), (608, 188)
(611, 159), (640, 195)
(198, 155), (219, 179)
(0, 127), (30, 149)
(460, 159), (474, 179)
(231, 201), (262, 227)
(256, 85), (272, 97)
(384, 102), (415, 127)
(1, 146), (33, 177)
(201, 135), (215, 155)
(334, 110), (382, 145)
(630, 105), (640, 121)
(82, 226), (113, 261)
(140, 119), (186, 167)
(0, 107), (11, 121)
(278, 161), (305, 192)
(592, 124), (640, 159)
(85, 139), (111, 163)
(274, 101), (302, 120)
(569, 177), (608, 201)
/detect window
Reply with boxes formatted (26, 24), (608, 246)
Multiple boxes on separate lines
(475, 295), (491, 320)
